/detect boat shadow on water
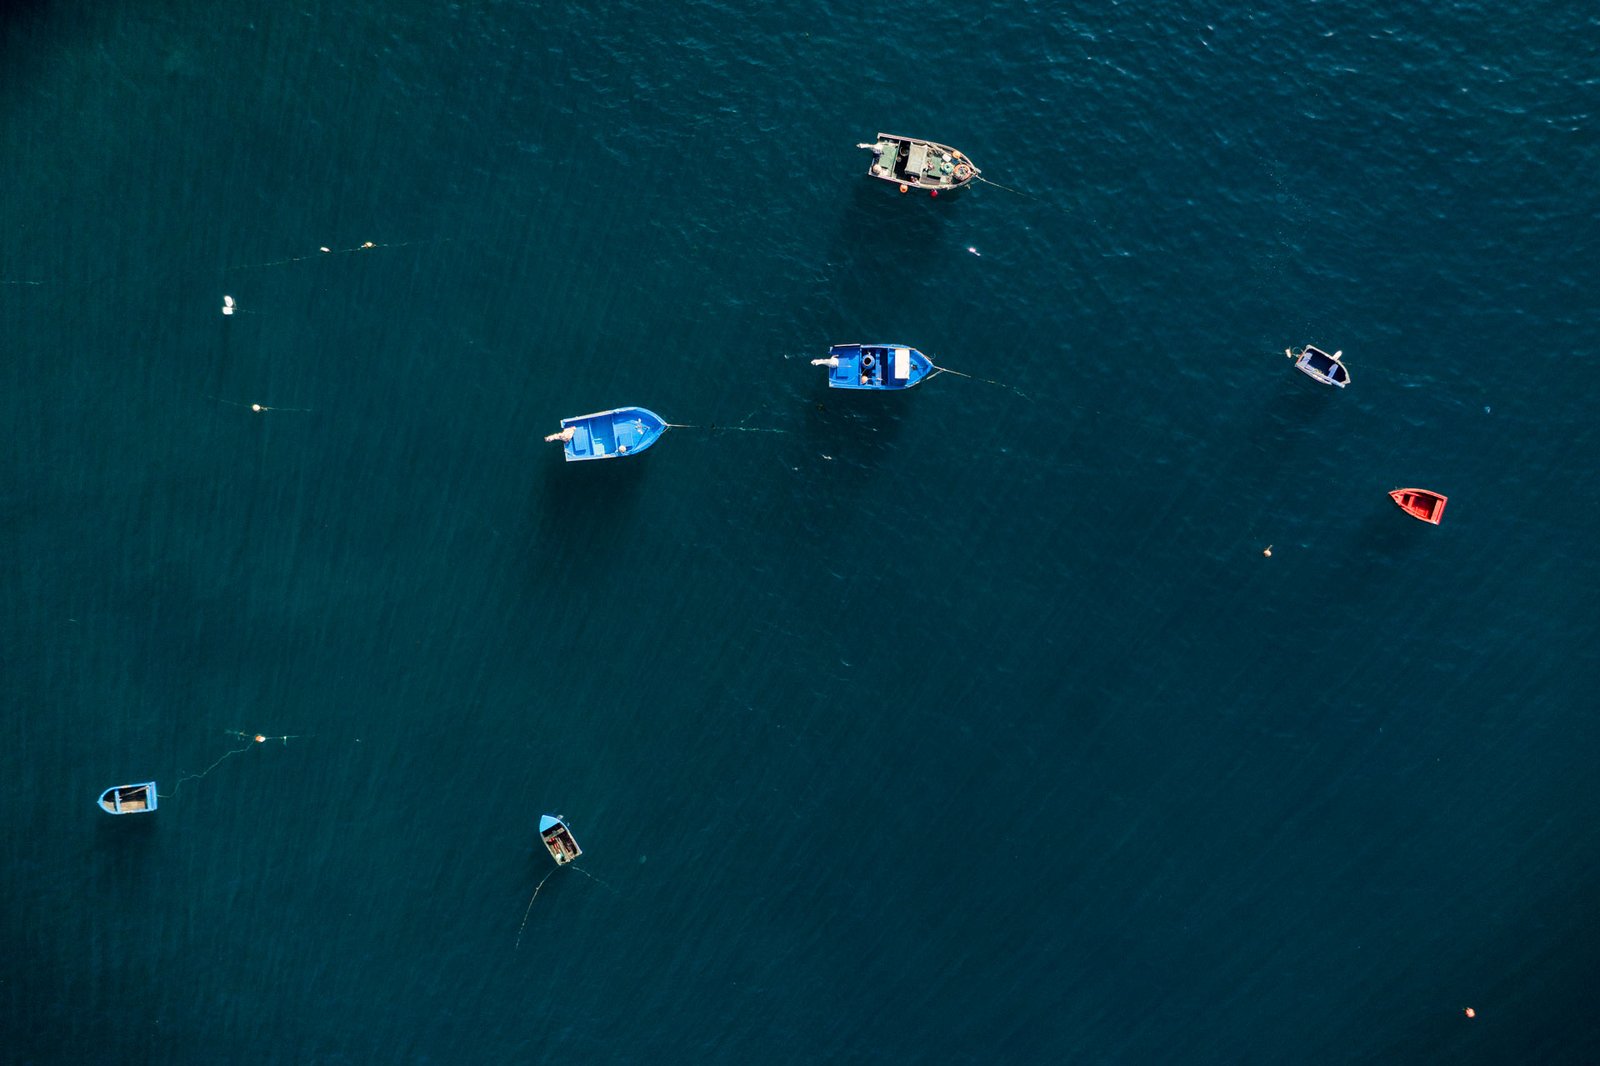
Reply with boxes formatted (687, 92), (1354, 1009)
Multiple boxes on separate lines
(523, 455), (651, 583)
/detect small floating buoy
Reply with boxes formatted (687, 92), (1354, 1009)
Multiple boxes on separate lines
(254, 734), (267, 743)
(319, 246), (331, 253)
(361, 241), (374, 249)
(898, 184), (908, 194)
(967, 247), (980, 256)
(221, 295), (235, 316)
(1463, 1007), (1476, 1019)
(1262, 545), (1273, 558)
(930, 189), (939, 198)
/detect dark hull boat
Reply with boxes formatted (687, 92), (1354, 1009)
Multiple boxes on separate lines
(1287, 345), (1350, 388)
(98, 782), (157, 815)
(539, 815), (582, 865)
(1390, 488), (1447, 525)
(546, 407), (667, 461)
(811, 343), (933, 391)
(857, 134), (980, 197)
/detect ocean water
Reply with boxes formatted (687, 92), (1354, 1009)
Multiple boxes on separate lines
(3, 0), (1598, 1061)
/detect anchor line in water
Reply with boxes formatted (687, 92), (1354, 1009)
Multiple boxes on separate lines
(663, 421), (789, 434)
(974, 175), (1034, 198)
(157, 730), (305, 799)
(226, 238), (447, 273)
(515, 869), (559, 950)
(928, 364), (1032, 400)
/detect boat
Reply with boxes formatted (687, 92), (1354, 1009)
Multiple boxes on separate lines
(1286, 345), (1350, 388)
(1390, 488), (1447, 525)
(856, 134), (981, 197)
(810, 343), (934, 390)
(545, 407), (667, 461)
(539, 815), (582, 865)
(98, 782), (157, 815)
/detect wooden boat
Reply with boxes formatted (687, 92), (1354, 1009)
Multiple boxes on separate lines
(856, 134), (981, 197)
(539, 815), (582, 865)
(810, 343), (934, 391)
(1286, 345), (1350, 388)
(1390, 488), (1447, 525)
(545, 407), (667, 461)
(98, 782), (157, 815)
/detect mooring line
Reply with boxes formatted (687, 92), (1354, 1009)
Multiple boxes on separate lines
(929, 364), (1032, 400)
(975, 175), (1034, 198)
(158, 730), (304, 799)
(515, 869), (558, 950)
(227, 238), (445, 272)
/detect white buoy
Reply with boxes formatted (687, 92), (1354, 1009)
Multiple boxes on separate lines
(221, 295), (235, 316)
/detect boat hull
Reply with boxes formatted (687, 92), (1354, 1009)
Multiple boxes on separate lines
(98, 782), (158, 815)
(539, 814), (582, 864)
(559, 407), (667, 461)
(817, 343), (933, 390)
(1390, 488), (1447, 525)
(1288, 346), (1350, 388)
(860, 134), (979, 197)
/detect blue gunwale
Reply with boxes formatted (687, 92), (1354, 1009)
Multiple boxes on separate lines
(559, 406), (668, 461)
(98, 781), (158, 814)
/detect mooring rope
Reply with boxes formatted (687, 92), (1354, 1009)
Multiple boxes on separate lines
(974, 175), (1034, 198)
(515, 869), (558, 950)
(928, 365), (1032, 400)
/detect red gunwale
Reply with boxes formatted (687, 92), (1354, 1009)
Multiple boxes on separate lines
(1390, 488), (1447, 525)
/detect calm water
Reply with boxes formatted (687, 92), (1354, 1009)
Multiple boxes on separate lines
(4, 1), (1598, 1062)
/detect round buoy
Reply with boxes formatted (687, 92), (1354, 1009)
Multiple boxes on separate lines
(898, 184), (908, 194)
(1263, 545), (1273, 558)
(254, 734), (266, 743)
(251, 404), (264, 413)
(930, 189), (939, 198)
(1463, 1008), (1476, 1019)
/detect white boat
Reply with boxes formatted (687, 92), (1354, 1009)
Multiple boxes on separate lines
(1287, 345), (1350, 388)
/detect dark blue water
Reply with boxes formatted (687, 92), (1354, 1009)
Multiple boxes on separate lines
(4, 1), (1598, 1061)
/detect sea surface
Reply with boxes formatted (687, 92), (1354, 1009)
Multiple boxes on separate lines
(3, 1), (1598, 1062)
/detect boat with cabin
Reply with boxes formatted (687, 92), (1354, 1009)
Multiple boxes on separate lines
(545, 407), (667, 461)
(856, 134), (980, 197)
(98, 782), (158, 815)
(1287, 345), (1350, 388)
(539, 815), (582, 865)
(811, 343), (934, 390)
(1390, 488), (1447, 525)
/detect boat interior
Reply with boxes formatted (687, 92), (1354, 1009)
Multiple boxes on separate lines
(104, 786), (152, 812)
(544, 828), (579, 858)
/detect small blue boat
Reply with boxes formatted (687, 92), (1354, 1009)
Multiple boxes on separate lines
(539, 814), (582, 865)
(545, 407), (667, 461)
(98, 782), (157, 815)
(810, 343), (934, 390)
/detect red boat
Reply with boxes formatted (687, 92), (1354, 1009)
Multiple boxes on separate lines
(1389, 488), (1447, 525)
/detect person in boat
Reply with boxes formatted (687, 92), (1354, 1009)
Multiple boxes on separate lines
(544, 427), (575, 444)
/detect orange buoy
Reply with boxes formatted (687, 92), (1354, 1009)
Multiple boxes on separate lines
(898, 184), (908, 194)
(1463, 1007), (1476, 1019)
(254, 734), (267, 743)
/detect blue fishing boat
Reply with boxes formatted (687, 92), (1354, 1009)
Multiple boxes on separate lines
(544, 407), (667, 461)
(98, 781), (157, 815)
(539, 815), (582, 865)
(810, 343), (934, 390)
